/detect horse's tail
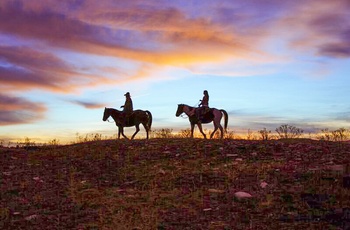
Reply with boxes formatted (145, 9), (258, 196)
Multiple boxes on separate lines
(220, 109), (228, 132)
(145, 110), (152, 130)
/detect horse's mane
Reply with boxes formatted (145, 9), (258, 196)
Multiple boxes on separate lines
(106, 107), (122, 113)
(179, 104), (194, 109)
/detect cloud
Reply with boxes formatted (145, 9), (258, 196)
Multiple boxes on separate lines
(274, 0), (350, 58)
(0, 1), (264, 65)
(1, 0), (349, 97)
(68, 99), (106, 109)
(319, 42), (350, 58)
(0, 45), (116, 93)
(0, 94), (47, 126)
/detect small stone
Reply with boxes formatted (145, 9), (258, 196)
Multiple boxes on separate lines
(260, 181), (268, 189)
(25, 214), (38, 221)
(33, 177), (44, 182)
(234, 191), (252, 199)
(159, 169), (166, 175)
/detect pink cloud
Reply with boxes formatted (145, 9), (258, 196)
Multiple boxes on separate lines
(1, 0), (349, 97)
(0, 45), (115, 93)
(0, 94), (47, 126)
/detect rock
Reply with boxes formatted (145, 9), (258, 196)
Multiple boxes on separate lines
(260, 181), (268, 188)
(25, 214), (38, 221)
(234, 191), (252, 199)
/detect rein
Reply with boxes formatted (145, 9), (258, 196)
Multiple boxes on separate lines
(180, 114), (188, 119)
(181, 105), (196, 119)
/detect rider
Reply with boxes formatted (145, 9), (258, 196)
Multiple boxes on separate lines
(120, 92), (133, 124)
(197, 90), (209, 120)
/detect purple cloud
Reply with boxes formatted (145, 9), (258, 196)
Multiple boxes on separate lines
(68, 99), (106, 109)
(0, 94), (47, 126)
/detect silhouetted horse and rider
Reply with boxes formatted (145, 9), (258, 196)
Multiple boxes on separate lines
(176, 90), (228, 139)
(103, 92), (152, 139)
(103, 90), (228, 140)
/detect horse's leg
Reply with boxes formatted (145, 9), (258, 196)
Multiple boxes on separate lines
(142, 122), (149, 139)
(210, 123), (219, 139)
(218, 125), (224, 139)
(211, 111), (224, 139)
(190, 123), (195, 138)
(120, 127), (129, 140)
(197, 123), (207, 139)
(131, 124), (140, 140)
(117, 125), (121, 139)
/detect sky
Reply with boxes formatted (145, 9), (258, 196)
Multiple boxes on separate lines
(1, 0), (350, 144)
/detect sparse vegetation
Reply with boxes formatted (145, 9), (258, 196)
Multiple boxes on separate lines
(73, 132), (104, 143)
(224, 129), (235, 139)
(15, 137), (36, 148)
(177, 128), (192, 138)
(1, 125), (349, 148)
(275, 124), (304, 139)
(318, 128), (350, 141)
(49, 138), (61, 146)
(151, 128), (174, 138)
(246, 129), (255, 140)
(258, 128), (272, 140)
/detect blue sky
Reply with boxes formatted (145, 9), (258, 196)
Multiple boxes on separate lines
(0, 0), (349, 143)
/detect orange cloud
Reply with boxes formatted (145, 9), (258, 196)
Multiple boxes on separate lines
(1, 0), (349, 97)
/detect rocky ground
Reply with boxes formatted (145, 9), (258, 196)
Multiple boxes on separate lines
(1, 138), (350, 229)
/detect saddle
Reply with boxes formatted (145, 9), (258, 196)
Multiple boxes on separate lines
(122, 111), (134, 125)
(195, 107), (213, 121)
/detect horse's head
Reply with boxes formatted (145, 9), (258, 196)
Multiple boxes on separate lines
(176, 104), (184, 117)
(102, 107), (110, 121)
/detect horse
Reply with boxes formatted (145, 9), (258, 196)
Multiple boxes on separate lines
(176, 104), (228, 139)
(103, 107), (152, 139)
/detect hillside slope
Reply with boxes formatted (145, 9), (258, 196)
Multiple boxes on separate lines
(1, 138), (350, 229)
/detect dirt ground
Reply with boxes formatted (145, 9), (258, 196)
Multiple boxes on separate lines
(1, 138), (350, 229)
